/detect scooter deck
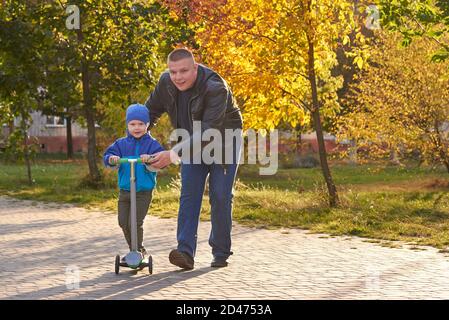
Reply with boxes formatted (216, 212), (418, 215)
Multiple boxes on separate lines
(120, 257), (149, 270)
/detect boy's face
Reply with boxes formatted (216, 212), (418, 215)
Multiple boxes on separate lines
(127, 120), (148, 138)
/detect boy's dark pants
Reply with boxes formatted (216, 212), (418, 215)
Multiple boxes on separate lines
(118, 190), (153, 251)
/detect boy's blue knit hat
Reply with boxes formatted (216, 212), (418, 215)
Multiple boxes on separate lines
(126, 104), (150, 124)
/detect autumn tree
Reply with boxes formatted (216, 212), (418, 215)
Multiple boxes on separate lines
(0, 1), (55, 184)
(52, 0), (170, 184)
(0, 1), (186, 186)
(337, 32), (449, 171)
(379, 0), (449, 62)
(162, 0), (370, 207)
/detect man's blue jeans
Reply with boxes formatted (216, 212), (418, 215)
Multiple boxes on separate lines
(177, 161), (239, 260)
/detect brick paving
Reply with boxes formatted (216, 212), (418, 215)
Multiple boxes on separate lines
(1, 195), (449, 300)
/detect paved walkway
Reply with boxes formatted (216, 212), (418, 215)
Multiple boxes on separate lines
(1, 195), (449, 300)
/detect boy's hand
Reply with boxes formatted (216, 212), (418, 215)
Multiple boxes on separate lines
(109, 155), (120, 165)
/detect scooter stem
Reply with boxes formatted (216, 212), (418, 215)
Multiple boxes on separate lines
(129, 159), (138, 252)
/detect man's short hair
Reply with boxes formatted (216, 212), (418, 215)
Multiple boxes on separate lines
(167, 48), (195, 63)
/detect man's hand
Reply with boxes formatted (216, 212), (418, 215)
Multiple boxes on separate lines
(109, 155), (120, 165)
(140, 154), (154, 163)
(149, 150), (180, 169)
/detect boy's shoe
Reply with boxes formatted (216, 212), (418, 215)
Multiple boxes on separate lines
(121, 248), (146, 264)
(169, 249), (194, 270)
(211, 257), (228, 268)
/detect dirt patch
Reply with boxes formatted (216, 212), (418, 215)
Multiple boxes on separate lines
(342, 178), (449, 193)
(425, 179), (449, 189)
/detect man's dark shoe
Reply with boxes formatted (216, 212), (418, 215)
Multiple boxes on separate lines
(211, 257), (228, 268)
(169, 249), (194, 270)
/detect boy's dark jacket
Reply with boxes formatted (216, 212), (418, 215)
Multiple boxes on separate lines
(103, 132), (164, 192)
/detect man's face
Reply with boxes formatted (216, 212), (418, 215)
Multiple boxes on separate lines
(168, 58), (198, 91)
(127, 120), (148, 139)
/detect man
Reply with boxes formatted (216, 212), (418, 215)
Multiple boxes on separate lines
(145, 48), (243, 269)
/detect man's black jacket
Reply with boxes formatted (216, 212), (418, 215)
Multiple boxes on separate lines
(145, 64), (243, 133)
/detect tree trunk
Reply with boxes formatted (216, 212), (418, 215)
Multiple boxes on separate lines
(21, 118), (32, 185)
(389, 146), (401, 165)
(66, 116), (74, 159)
(444, 160), (449, 174)
(81, 61), (101, 182)
(307, 34), (340, 207)
(8, 120), (14, 135)
(295, 125), (302, 155)
(77, 29), (101, 183)
(433, 123), (449, 174)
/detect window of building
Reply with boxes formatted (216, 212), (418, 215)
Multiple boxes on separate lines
(46, 115), (66, 127)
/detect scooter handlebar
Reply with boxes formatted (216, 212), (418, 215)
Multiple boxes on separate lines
(118, 158), (143, 164)
(116, 157), (157, 164)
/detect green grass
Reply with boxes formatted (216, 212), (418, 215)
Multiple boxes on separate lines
(237, 163), (444, 190)
(1, 159), (449, 250)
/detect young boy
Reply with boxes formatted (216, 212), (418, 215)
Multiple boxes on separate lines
(103, 104), (164, 259)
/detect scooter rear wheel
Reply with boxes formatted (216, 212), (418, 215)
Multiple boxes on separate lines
(148, 255), (153, 274)
(115, 255), (120, 275)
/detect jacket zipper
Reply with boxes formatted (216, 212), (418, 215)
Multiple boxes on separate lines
(168, 88), (177, 128)
(188, 94), (199, 129)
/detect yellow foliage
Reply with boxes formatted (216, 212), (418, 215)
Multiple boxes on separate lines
(193, 0), (365, 130)
(338, 31), (449, 165)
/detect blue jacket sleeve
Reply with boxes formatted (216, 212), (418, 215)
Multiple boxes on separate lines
(103, 140), (122, 167)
